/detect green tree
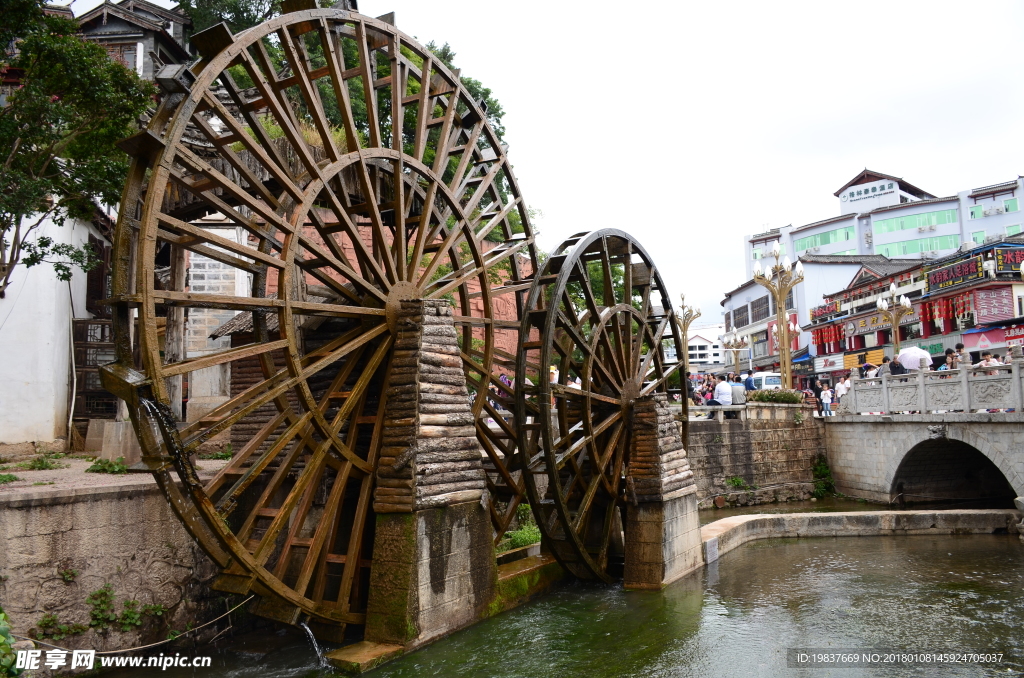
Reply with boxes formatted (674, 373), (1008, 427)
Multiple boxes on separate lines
(174, 0), (279, 34)
(0, 2), (155, 298)
(425, 41), (506, 141)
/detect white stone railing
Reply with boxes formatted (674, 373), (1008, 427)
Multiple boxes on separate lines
(843, 361), (1024, 414)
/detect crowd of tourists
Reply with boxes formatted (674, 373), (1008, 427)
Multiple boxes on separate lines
(685, 342), (1019, 419)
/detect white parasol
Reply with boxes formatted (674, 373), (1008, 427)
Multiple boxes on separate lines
(896, 345), (932, 371)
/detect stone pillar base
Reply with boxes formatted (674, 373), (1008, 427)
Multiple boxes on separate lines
(100, 420), (142, 465)
(364, 499), (495, 647)
(623, 486), (702, 589)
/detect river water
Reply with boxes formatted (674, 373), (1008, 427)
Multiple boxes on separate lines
(104, 533), (1024, 677)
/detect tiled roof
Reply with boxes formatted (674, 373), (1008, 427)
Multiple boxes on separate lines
(77, 2), (166, 32)
(866, 195), (960, 215)
(799, 254), (889, 265)
(818, 257), (922, 298)
(969, 180), (1019, 198)
(924, 235), (1024, 268)
(788, 213), (856, 236)
(833, 169), (935, 199)
(209, 296), (330, 338)
(748, 228), (781, 243)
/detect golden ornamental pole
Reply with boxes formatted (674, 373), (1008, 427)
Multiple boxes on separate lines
(752, 247), (804, 389)
(675, 293), (702, 376)
(876, 282), (913, 356)
(722, 333), (748, 373)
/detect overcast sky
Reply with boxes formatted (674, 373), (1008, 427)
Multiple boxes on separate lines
(72, 0), (1024, 325)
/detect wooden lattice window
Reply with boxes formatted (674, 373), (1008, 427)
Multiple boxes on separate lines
(750, 295), (770, 322)
(733, 305), (749, 329)
(86, 235), (111, 318)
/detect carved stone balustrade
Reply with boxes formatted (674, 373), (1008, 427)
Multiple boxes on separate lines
(844, 360), (1024, 415)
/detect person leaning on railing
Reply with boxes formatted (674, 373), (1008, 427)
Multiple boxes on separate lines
(937, 354), (955, 377)
(974, 351), (1001, 376)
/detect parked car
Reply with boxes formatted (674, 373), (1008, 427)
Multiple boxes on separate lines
(751, 372), (783, 390)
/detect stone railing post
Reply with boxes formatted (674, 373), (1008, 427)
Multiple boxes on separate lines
(1012, 344), (1023, 411)
(918, 357), (928, 413)
(623, 393), (701, 589)
(363, 299), (495, 648)
(881, 373), (890, 414)
(959, 365), (971, 412)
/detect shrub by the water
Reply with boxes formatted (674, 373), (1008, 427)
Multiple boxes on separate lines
(812, 455), (836, 498)
(0, 604), (21, 677)
(747, 389), (804, 404)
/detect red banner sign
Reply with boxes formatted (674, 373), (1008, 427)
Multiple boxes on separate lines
(811, 300), (841, 319)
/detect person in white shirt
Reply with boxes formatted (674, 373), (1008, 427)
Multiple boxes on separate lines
(974, 352), (1000, 376)
(834, 375), (849, 403)
(820, 386), (834, 416)
(711, 375), (733, 405)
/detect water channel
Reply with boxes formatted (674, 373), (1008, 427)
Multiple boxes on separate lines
(105, 532), (1024, 677)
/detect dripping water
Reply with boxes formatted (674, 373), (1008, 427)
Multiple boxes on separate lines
(300, 622), (328, 668)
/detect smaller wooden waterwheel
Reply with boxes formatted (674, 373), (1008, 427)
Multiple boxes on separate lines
(515, 230), (684, 582)
(104, 5), (538, 635)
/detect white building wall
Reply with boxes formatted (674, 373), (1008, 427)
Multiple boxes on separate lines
(0, 216), (102, 444)
(838, 178), (902, 215)
(959, 181), (1024, 244)
(869, 199), (962, 259)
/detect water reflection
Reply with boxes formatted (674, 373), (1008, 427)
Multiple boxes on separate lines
(103, 535), (1024, 678)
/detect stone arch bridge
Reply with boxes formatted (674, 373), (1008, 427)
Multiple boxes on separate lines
(824, 414), (1024, 507)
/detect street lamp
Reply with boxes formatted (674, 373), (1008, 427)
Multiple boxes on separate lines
(722, 331), (748, 374)
(675, 293), (702, 375)
(875, 282), (913, 355)
(752, 246), (804, 389)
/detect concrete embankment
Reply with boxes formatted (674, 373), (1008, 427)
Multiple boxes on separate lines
(700, 510), (1022, 564)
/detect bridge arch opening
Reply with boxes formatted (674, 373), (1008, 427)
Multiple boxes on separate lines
(890, 439), (1016, 509)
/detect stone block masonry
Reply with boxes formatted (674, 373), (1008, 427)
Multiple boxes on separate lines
(364, 299), (495, 648)
(824, 414), (1024, 503)
(0, 484), (220, 653)
(686, 404), (824, 506)
(623, 395), (702, 589)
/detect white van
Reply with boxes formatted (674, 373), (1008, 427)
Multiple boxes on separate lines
(750, 372), (783, 390)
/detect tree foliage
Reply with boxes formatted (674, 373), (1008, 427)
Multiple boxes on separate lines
(175, 0), (280, 34)
(0, 2), (155, 298)
(425, 41), (506, 141)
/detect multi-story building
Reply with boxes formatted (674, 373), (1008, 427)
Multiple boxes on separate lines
(721, 254), (908, 383)
(807, 237), (1024, 383)
(687, 325), (726, 374)
(721, 170), (1023, 387)
(742, 170), (1022, 279)
(76, 0), (192, 81)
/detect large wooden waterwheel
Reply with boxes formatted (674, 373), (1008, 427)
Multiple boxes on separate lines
(105, 5), (538, 633)
(514, 230), (684, 582)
